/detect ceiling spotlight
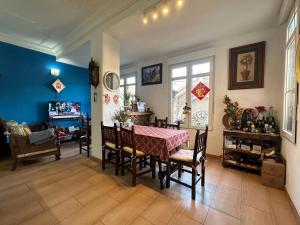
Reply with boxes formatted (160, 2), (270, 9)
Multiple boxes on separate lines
(176, 0), (184, 8)
(143, 16), (148, 25)
(152, 10), (158, 20)
(162, 3), (169, 16)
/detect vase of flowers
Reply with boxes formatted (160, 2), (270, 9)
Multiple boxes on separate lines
(223, 95), (243, 130)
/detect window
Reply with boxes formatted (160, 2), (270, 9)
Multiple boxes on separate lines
(283, 6), (298, 143)
(170, 57), (214, 129)
(120, 74), (136, 107)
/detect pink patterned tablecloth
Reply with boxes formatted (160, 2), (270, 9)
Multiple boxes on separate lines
(133, 125), (189, 161)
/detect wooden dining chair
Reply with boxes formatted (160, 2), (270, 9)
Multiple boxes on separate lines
(155, 116), (168, 128)
(79, 114), (91, 157)
(101, 122), (120, 175)
(120, 125), (156, 186)
(166, 121), (181, 130)
(166, 126), (208, 200)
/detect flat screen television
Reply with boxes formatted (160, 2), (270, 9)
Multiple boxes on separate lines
(48, 101), (81, 119)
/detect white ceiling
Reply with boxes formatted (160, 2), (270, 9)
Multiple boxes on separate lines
(108, 0), (283, 66)
(0, 0), (135, 56)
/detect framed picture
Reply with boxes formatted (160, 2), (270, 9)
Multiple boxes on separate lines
(142, 63), (162, 86)
(229, 41), (265, 90)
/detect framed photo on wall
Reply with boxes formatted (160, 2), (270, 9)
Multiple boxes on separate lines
(229, 41), (265, 90)
(142, 63), (162, 86)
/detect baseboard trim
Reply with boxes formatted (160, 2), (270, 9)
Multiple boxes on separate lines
(206, 153), (222, 159)
(285, 188), (300, 223)
(89, 155), (101, 163)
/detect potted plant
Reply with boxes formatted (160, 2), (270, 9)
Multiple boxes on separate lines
(112, 110), (128, 123)
(123, 91), (131, 106)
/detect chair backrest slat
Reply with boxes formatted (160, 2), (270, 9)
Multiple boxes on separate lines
(166, 121), (180, 130)
(155, 117), (168, 128)
(120, 125), (136, 156)
(101, 122), (118, 147)
(192, 126), (208, 165)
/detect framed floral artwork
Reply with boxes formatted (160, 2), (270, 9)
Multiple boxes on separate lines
(229, 41), (265, 90)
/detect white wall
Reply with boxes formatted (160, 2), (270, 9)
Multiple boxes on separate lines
(90, 31), (120, 159)
(280, 0), (300, 214)
(282, 95), (300, 213)
(121, 25), (286, 155)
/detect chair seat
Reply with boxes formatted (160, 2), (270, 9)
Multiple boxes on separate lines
(123, 146), (145, 157)
(170, 149), (196, 162)
(105, 141), (117, 149)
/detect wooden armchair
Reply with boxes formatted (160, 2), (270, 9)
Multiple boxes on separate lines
(9, 134), (60, 170)
(166, 126), (208, 200)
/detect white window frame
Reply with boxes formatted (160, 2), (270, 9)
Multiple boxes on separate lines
(169, 57), (214, 130)
(282, 5), (299, 143)
(120, 73), (137, 106)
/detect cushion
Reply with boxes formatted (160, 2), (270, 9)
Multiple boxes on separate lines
(23, 125), (32, 136)
(170, 149), (195, 162)
(17, 148), (57, 158)
(123, 146), (145, 157)
(105, 141), (116, 149)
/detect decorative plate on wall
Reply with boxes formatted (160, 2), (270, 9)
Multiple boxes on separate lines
(52, 79), (65, 93)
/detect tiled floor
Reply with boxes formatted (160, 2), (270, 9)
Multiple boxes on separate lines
(0, 143), (299, 225)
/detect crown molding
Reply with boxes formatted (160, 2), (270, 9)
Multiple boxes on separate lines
(56, 0), (158, 59)
(0, 32), (56, 55)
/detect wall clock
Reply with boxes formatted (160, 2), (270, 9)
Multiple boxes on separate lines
(88, 58), (100, 88)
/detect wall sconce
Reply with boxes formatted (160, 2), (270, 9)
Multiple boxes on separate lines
(51, 68), (60, 76)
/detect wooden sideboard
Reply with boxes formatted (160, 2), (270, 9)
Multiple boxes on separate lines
(222, 129), (281, 173)
(126, 112), (153, 125)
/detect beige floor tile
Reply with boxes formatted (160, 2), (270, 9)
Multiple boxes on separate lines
(93, 221), (105, 225)
(27, 169), (73, 189)
(242, 173), (261, 186)
(268, 187), (290, 205)
(211, 184), (241, 219)
(75, 182), (117, 205)
(58, 168), (98, 187)
(168, 213), (201, 225)
(101, 193), (154, 225)
(49, 197), (82, 222)
(42, 182), (91, 208)
(109, 184), (139, 202)
(272, 201), (299, 225)
(204, 208), (240, 225)
(60, 195), (119, 225)
(177, 198), (209, 223)
(141, 195), (180, 225)
(0, 183), (30, 201)
(0, 201), (44, 225)
(130, 217), (153, 225)
(219, 169), (243, 190)
(242, 183), (272, 213)
(241, 205), (275, 225)
(19, 210), (59, 225)
(0, 145), (298, 225)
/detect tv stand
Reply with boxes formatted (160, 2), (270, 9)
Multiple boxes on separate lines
(48, 116), (83, 143)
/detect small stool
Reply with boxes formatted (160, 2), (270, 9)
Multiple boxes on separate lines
(262, 159), (285, 189)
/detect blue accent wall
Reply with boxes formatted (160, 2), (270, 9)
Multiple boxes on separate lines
(0, 41), (91, 126)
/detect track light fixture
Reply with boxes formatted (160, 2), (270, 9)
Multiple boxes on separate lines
(142, 0), (185, 25)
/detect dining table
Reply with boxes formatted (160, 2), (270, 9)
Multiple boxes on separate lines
(132, 125), (190, 189)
